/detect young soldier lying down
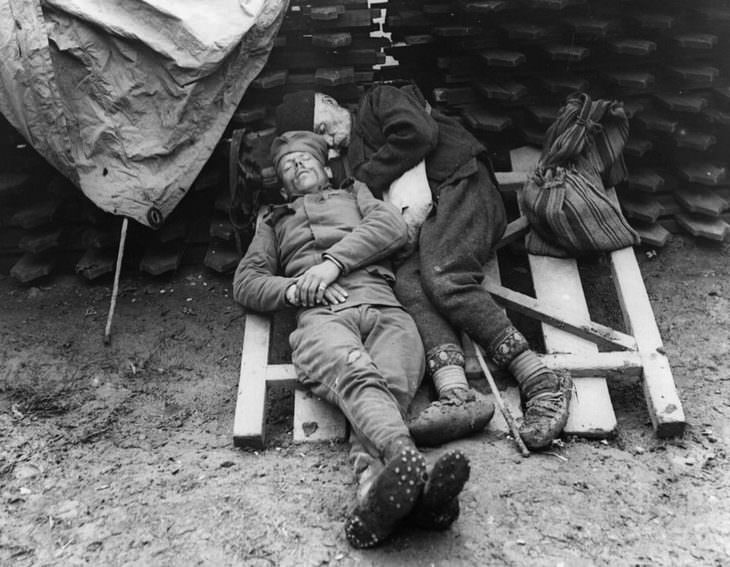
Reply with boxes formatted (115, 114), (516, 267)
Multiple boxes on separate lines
(233, 131), (470, 548)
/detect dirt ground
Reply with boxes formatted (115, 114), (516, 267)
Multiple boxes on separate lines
(1, 234), (729, 567)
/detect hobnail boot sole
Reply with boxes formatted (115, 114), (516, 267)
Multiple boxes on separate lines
(344, 448), (427, 548)
(410, 449), (470, 531)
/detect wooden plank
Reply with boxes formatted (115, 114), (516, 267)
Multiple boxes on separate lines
(233, 314), (273, 449)
(265, 364), (297, 383)
(509, 146), (541, 173)
(540, 351), (643, 377)
(293, 387), (348, 442)
(495, 216), (529, 249)
(511, 146), (616, 437)
(609, 248), (686, 437)
(528, 254), (617, 437)
(483, 280), (638, 352)
(495, 171), (528, 193)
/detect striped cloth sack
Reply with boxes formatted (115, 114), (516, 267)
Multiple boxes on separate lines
(520, 92), (640, 257)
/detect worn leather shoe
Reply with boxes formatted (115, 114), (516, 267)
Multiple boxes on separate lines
(408, 387), (494, 447)
(519, 370), (573, 450)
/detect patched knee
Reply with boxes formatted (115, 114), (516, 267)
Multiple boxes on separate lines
(347, 349), (363, 364)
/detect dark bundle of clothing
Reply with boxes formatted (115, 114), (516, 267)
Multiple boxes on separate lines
(520, 92), (640, 257)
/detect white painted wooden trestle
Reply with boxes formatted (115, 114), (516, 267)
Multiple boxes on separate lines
(233, 148), (686, 449)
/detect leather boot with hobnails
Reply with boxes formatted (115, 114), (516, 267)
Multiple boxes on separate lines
(344, 438), (427, 549)
(407, 387), (494, 447)
(407, 449), (470, 531)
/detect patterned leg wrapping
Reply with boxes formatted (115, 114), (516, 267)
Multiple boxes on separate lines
(408, 449), (470, 531)
(344, 448), (427, 549)
(488, 326), (530, 369)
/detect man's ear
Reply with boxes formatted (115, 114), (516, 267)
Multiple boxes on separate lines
(325, 166), (333, 179)
(279, 186), (290, 200)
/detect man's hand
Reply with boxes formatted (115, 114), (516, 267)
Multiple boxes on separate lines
(287, 281), (348, 307)
(295, 259), (345, 306)
(322, 282), (348, 305)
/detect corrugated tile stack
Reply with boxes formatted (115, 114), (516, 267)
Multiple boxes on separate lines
(381, 0), (730, 245)
(2, 0), (729, 283)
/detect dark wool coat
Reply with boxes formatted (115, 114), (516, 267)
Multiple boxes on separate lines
(347, 84), (488, 199)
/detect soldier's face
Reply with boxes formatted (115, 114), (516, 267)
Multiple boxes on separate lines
(278, 151), (330, 197)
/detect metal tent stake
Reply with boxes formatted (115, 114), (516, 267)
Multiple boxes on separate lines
(103, 217), (129, 345)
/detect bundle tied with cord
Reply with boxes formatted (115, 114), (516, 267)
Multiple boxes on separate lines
(520, 92), (640, 258)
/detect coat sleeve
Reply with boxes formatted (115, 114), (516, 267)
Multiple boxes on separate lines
(232, 220), (297, 313)
(353, 85), (439, 197)
(323, 181), (408, 274)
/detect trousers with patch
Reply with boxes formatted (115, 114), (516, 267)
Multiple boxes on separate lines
(394, 159), (511, 355)
(290, 304), (424, 472)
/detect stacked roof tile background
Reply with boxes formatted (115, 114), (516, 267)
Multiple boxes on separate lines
(1, 0), (728, 283)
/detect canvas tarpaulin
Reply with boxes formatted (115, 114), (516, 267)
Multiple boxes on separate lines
(0, 0), (287, 227)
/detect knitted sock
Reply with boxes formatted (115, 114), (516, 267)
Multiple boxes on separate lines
(426, 344), (469, 397)
(433, 366), (469, 397)
(508, 350), (558, 397)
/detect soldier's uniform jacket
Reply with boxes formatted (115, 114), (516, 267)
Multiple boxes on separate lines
(233, 180), (408, 313)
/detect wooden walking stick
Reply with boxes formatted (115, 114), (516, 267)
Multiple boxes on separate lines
(103, 217), (129, 345)
(469, 336), (530, 458)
